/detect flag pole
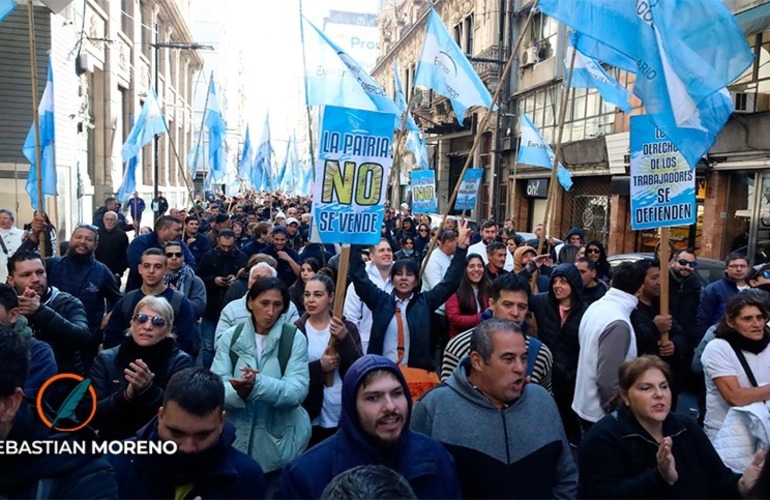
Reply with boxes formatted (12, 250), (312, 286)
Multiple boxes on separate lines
(659, 227), (671, 344)
(420, 2), (538, 277)
(390, 89), (418, 209)
(192, 71), (213, 198)
(535, 42), (578, 261)
(27, 0), (45, 257)
(161, 110), (197, 208)
(326, 243), (350, 387)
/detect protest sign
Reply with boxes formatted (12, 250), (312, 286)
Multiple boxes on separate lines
(630, 115), (696, 230)
(313, 105), (395, 245)
(454, 168), (483, 211)
(411, 170), (437, 213)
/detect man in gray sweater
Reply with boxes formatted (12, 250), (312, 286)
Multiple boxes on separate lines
(412, 318), (578, 499)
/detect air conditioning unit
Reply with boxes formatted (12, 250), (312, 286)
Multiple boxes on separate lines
(732, 91), (756, 113)
(520, 45), (538, 67)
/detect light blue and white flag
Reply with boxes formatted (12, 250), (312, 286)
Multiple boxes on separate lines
(238, 124), (255, 189)
(517, 114), (573, 191)
(538, 0), (753, 169)
(188, 140), (207, 176)
(0, 0), (15, 23)
(254, 114), (273, 192)
(278, 135), (297, 193)
(566, 34), (632, 113)
(414, 9), (493, 122)
(121, 87), (166, 163)
(302, 15), (400, 117)
(394, 59), (429, 170)
(204, 78), (226, 182)
(23, 59), (57, 210)
(116, 116), (138, 203)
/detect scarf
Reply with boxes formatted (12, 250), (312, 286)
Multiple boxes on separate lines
(722, 327), (770, 355)
(164, 264), (195, 294)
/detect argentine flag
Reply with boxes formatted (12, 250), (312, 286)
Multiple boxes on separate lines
(121, 87), (167, 163)
(23, 59), (57, 210)
(239, 124), (255, 189)
(394, 59), (429, 170)
(0, 0), (14, 23)
(414, 9), (493, 122)
(204, 78), (227, 182)
(518, 114), (573, 191)
(566, 34), (632, 113)
(301, 15), (400, 117)
(538, 0), (753, 169)
(254, 114), (273, 193)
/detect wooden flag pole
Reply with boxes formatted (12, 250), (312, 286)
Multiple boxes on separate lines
(420, 2), (539, 277)
(659, 227), (671, 344)
(325, 244), (351, 387)
(27, 0), (46, 257)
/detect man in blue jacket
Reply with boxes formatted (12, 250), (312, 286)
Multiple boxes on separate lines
(695, 252), (750, 342)
(279, 355), (462, 499)
(126, 216), (196, 292)
(108, 367), (265, 499)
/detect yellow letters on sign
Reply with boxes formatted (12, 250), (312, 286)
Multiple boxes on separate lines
(321, 160), (356, 205)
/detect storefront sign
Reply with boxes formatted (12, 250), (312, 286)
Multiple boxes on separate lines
(526, 178), (549, 198)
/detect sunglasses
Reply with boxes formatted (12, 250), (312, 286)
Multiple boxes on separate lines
(586, 248), (600, 254)
(76, 223), (98, 232)
(132, 314), (167, 328)
(677, 259), (697, 268)
(763, 270), (770, 279)
(419, 229), (429, 233)
(165, 252), (183, 258)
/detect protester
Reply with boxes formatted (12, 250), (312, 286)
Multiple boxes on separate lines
(696, 252), (751, 344)
(0, 327), (118, 498)
(222, 253), (279, 307)
(584, 240), (611, 284)
(320, 465), (416, 500)
(91, 296), (193, 440)
(108, 367), (265, 499)
(414, 223), (431, 256)
(413, 319), (577, 498)
(126, 215), (196, 291)
(279, 355), (462, 499)
(261, 226), (302, 287)
(7, 250), (93, 375)
(125, 193), (145, 229)
(163, 240), (206, 320)
(295, 274), (362, 447)
(445, 253), (490, 339)
(211, 277), (311, 482)
(20, 210), (57, 256)
(289, 258), (320, 317)
(0, 209), (23, 284)
(184, 215), (212, 265)
(579, 355), (764, 498)
(575, 257), (608, 305)
(95, 211), (129, 282)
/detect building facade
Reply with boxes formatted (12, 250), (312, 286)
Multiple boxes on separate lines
(0, 0), (202, 241)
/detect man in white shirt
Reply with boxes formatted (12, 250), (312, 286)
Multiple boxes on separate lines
(468, 220), (513, 272)
(422, 230), (457, 291)
(0, 209), (23, 284)
(344, 239), (394, 354)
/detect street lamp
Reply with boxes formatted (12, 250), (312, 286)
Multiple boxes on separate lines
(150, 26), (213, 219)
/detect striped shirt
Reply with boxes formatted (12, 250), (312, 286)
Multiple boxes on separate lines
(441, 328), (553, 392)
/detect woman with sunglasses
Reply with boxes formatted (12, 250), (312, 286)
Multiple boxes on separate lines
(295, 274), (362, 447)
(415, 223), (432, 256)
(584, 240), (612, 285)
(90, 296), (192, 440)
(212, 277), (310, 480)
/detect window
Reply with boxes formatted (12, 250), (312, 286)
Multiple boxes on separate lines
(464, 14), (474, 55)
(530, 13), (557, 61)
(454, 24), (462, 47)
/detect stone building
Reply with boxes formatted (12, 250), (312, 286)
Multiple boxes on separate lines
(0, 0), (202, 241)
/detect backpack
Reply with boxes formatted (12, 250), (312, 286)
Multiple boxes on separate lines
(122, 289), (184, 320)
(229, 322), (297, 376)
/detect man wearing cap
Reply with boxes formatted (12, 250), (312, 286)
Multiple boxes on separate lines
(285, 217), (305, 251)
(260, 226), (301, 286)
(279, 355), (462, 499)
(399, 203), (411, 219)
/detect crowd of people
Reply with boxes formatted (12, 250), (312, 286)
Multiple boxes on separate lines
(1, 191), (770, 499)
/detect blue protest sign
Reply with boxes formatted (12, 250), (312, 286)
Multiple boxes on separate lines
(454, 168), (483, 211)
(630, 115), (696, 230)
(411, 170), (437, 213)
(312, 106), (395, 245)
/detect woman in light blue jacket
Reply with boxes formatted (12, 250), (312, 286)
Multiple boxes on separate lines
(212, 276), (311, 483)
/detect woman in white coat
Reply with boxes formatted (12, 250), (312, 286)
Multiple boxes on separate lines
(212, 276), (311, 488)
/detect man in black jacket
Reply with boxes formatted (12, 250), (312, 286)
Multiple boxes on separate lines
(260, 226), (302, 287)
(93, 196), (133, 232)
(108, 367), (264, 498)
(197, 229), (248, 368)
(7, 250), (94, 375)
(668, 248), (705, 349)
(95, 211), (129, 282)
(0, 327), (117, 498)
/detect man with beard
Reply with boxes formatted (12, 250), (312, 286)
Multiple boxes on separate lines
(260, 226), (301, 287)
(279, 355), (461, 499)
(468, 220), (514, 272)
(183, 215), (211, 265)
(47, 224), (122, 336)
(95, 211), (129, 282)
(696, 252), (750, 343)
(7, 250), (93, 375)
(668, 248), (706, 348)
(412, 319), (577, 499)
(108, 367), (265, 499)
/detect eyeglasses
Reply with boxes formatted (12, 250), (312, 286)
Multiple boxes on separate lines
(165, 252), (183, 258)
(132, 314), (167, 328)
(677, 259), (697, 268)
(586, 248), (600, 254)
(763, 270), (770, 279)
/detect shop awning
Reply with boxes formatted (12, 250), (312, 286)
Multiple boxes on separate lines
(736, 2), (770, 36)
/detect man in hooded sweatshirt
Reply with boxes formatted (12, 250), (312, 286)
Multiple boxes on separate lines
(412, 319), (578, 499)
(279, 355), (462, 499)
(528, 263), (586, 444)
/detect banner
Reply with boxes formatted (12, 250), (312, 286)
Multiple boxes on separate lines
(630, 115), (695, 230)
(454, 168), (483, 211)
(313, 105), (395, 245)
(411, 170), (437, 213)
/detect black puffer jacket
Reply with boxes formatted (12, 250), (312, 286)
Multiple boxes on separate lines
(529, 264), (585, 382)
(89, 337), (193, 440)
(669, 268), (705, 349)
